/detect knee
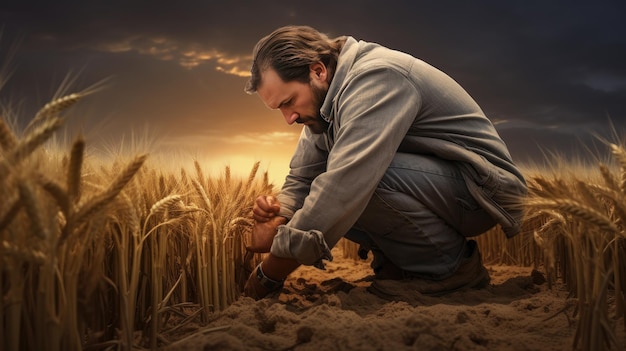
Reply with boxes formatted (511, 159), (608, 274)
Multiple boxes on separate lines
(356, 188), (421, 236)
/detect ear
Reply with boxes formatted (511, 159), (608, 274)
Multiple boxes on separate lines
(309, 62), (327, 82)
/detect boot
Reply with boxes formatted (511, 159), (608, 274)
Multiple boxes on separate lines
(368, 240), (490, 298)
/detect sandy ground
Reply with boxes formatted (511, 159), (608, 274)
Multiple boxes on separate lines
(165, 248), (625, 351)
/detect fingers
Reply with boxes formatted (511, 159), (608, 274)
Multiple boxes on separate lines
(264, 195), (281, 213)
(252, 206), (272, 222)
(246, 217), (285, 253)
(253, 195), (281, 222)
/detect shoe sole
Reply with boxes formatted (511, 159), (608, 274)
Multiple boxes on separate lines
(368, 266), (491, 299)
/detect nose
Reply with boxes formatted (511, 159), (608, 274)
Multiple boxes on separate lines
(282, 110), (299, 125)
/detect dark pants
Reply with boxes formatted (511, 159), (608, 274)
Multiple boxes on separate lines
(345, 152), (496, 279)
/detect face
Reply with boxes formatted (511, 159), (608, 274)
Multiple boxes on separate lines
(257, 64), (330, 134)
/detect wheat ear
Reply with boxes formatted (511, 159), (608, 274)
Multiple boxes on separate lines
(598, 163), (620, 192)
(0, 116), (64, 175)
(0, 116), (17, 151)
(179, 167), (189, 187)
(0, 196), (22, 232)
(229, 216), (253, 228)
(263, 170), (270, 188)
(67, 137), (85, 203)
(538, 216), (565, 235)
(587, 182), (626, 227)
(575, 180), (602, 210)
(127, 194), (144, 237)
(246, 161), (260, 186)
(74, 154), (147, 225)
(526, 198), (620, 234)
(191, 178), (213, 211)
(25, 93), (82, 132)
(194, 160), (205, 187)
(609, 144), (626, 194)
(528, 176), (562, 198)
(37, 173), (70, 216)
(149, 194), (182, 217)
(18, 180), (48, 239)
(2, 241), (47, 264)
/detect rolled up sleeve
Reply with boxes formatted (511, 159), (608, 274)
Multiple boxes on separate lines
(270, 225), (333, 269)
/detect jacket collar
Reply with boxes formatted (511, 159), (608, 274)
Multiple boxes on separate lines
(320, 36), (359, 122)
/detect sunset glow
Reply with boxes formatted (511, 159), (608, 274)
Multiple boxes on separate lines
(1, 1), (625, 185)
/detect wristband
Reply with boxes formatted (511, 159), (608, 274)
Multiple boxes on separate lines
(255, 263), (284, 291)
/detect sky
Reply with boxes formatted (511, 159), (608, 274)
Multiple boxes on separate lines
(1, 0), (626, 184)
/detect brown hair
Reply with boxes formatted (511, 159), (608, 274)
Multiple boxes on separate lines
(244, 25), (346, 94)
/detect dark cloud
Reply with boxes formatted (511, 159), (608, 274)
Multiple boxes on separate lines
(1, 0), (625, 164)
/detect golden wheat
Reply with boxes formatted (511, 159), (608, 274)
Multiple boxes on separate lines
(0, 116), (17, 151)
(526, 198), (620, 234)
(610, 144), (626, 194)
(8, 89), (623, 351)
(17, 180), (48, 239)
(37, 174), (70, 215)
(0, 116), (64, 180)
(0, 195), (21, 232)
(26, 93), (82, 132)
(74, 154), (147, 226)
(525, 145), (626, 350)
(1, 240), (47, 264)
(149, 194), (183, 217)
(67, 137), (85, 203)
(599, 163), (620, 191)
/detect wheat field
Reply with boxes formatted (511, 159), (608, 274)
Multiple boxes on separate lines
(472, 155), (626, 350)
(1, 93), (625, 350)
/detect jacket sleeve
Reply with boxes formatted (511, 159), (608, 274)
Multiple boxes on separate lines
(271, 65), (421, 268)
(276, 127), (328, 220)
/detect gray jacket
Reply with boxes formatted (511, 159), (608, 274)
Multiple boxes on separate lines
(271, 37), (527, 268)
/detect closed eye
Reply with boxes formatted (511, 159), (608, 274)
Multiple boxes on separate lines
(279, 99), (292, 109)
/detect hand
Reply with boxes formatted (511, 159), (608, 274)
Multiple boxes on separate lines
(252, 195), (281, 222)
(248, 195), (286, 253)
(247, 215), (286, 253)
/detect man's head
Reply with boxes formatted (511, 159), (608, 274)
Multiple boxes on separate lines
(245, 25), (346, 134)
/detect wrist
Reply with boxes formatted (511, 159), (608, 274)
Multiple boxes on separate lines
(255, 262), (284, 292)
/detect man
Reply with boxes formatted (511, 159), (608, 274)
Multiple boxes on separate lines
(242, 25), (527, 300)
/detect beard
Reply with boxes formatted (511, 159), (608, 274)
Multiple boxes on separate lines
(304, 83), (330, 134)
